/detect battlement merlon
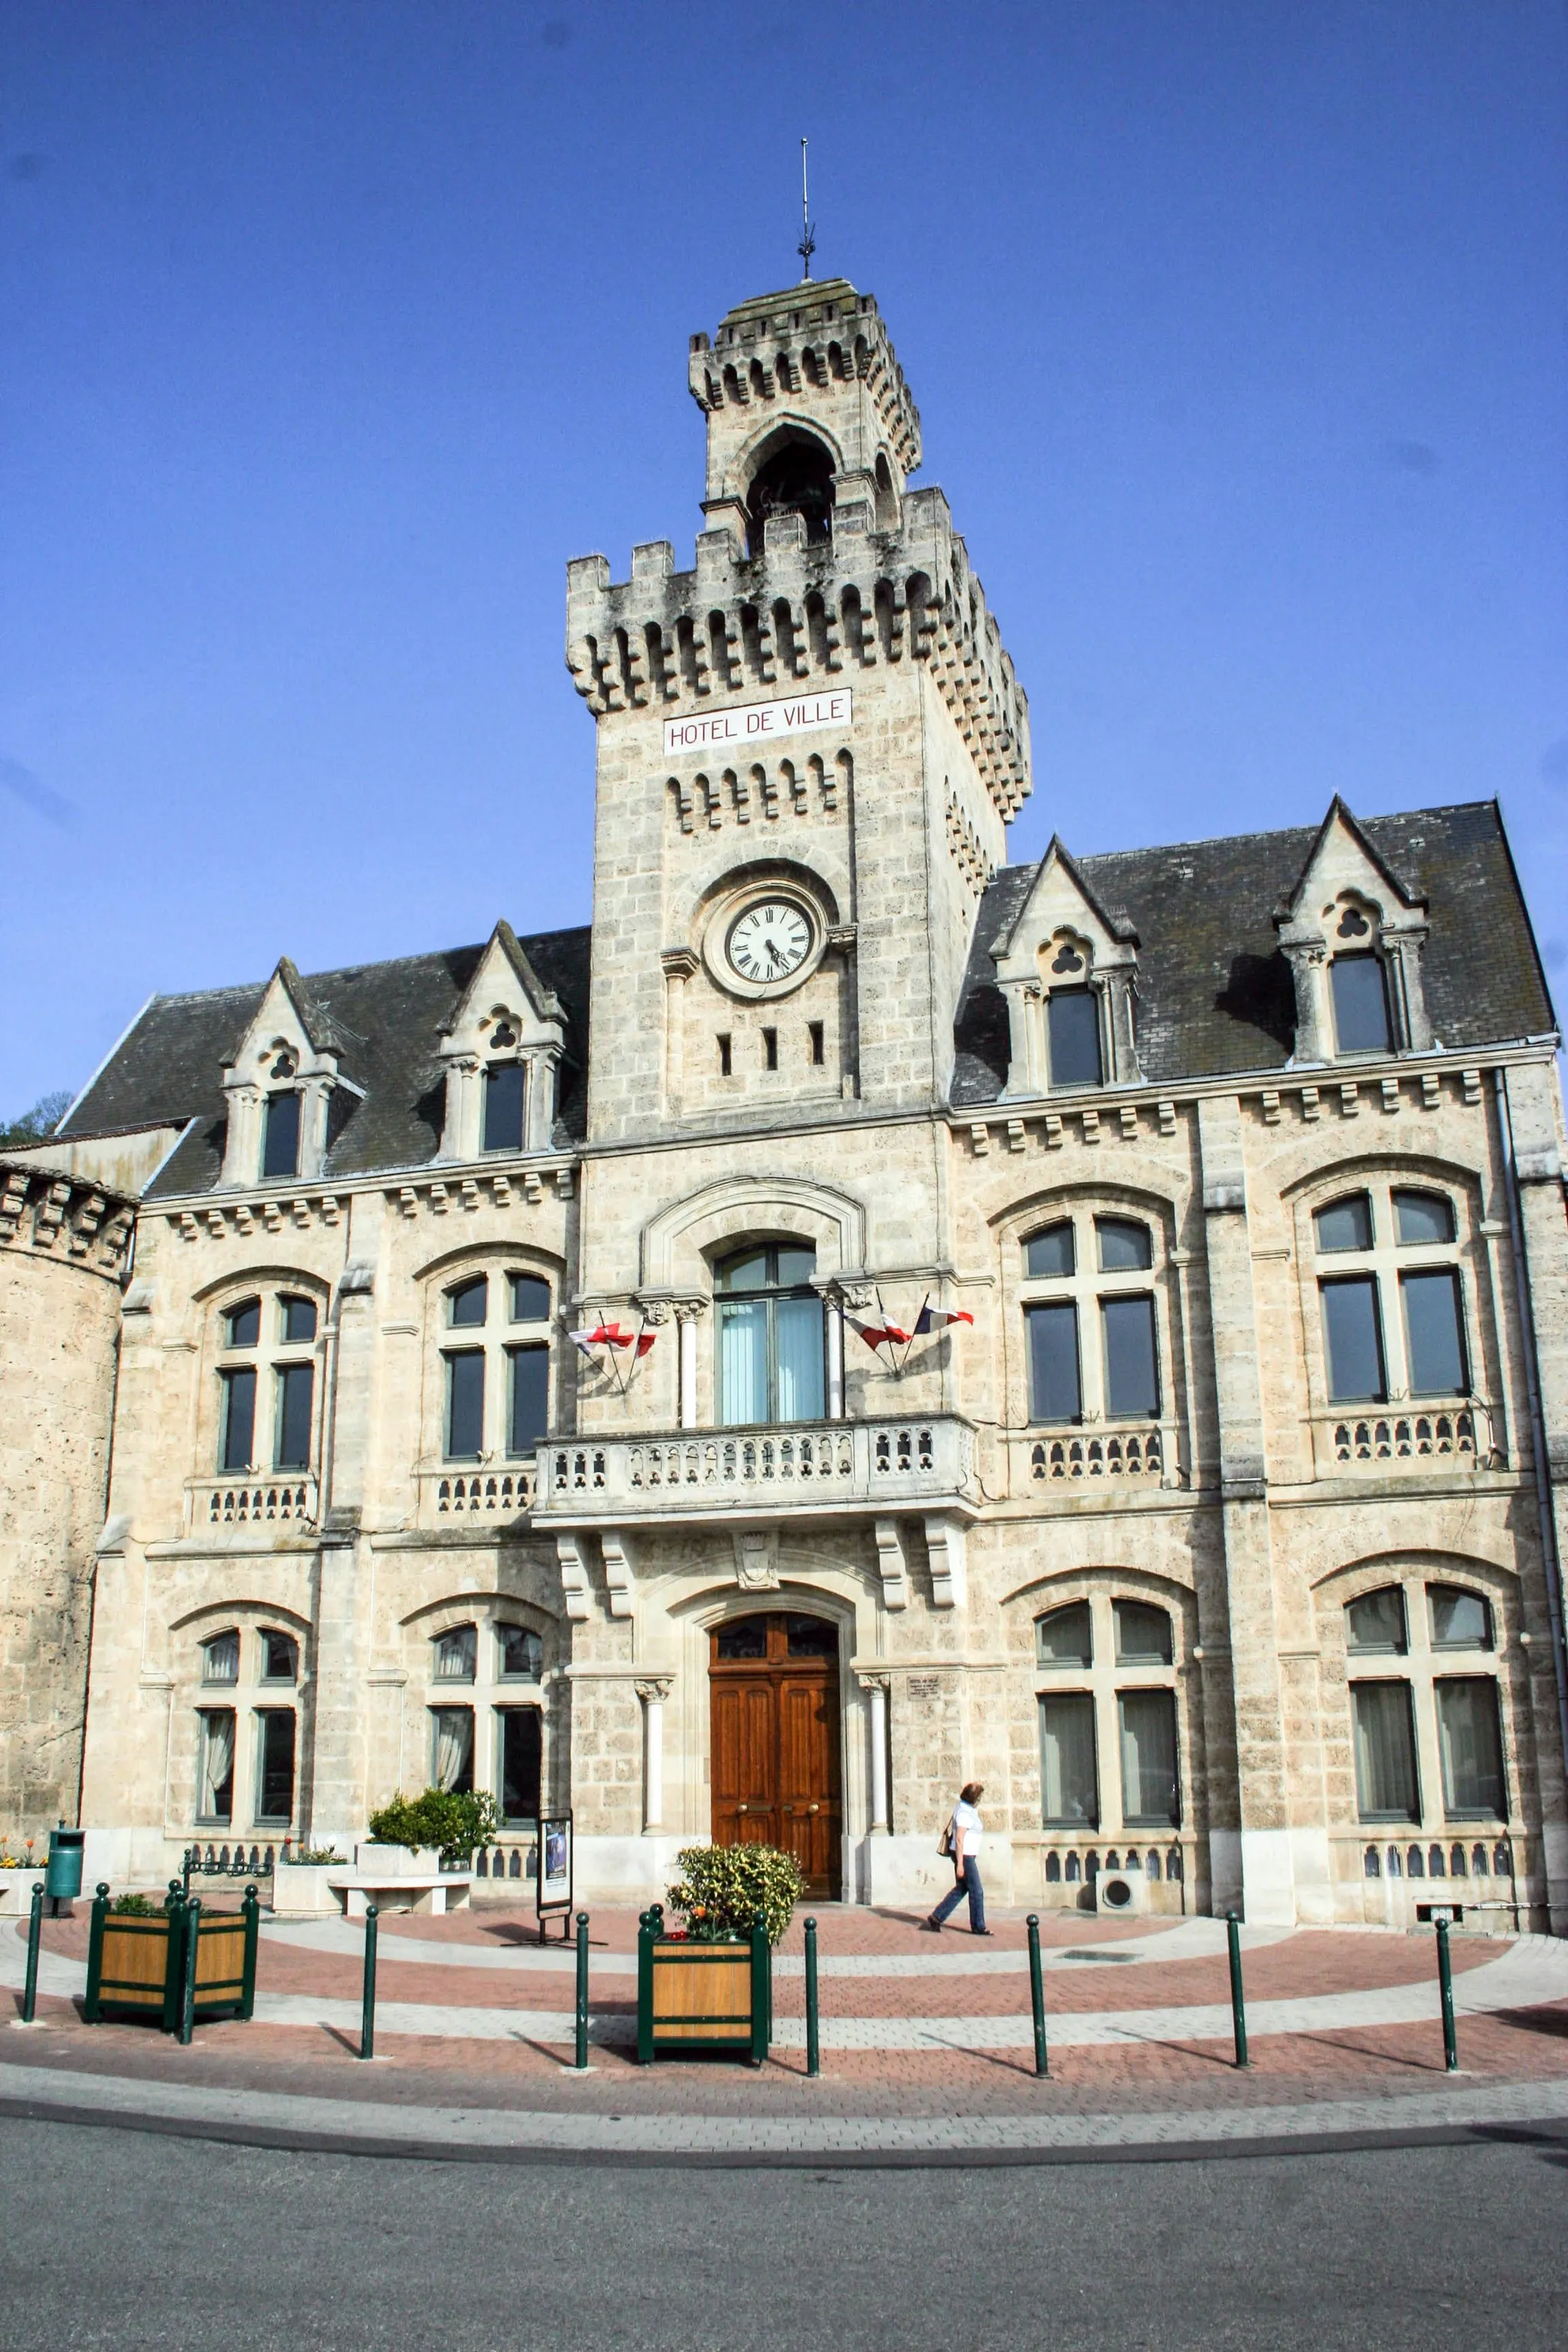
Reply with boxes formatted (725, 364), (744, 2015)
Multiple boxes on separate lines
(564, 485), (1032, 825)
(687, 279), (922, 515)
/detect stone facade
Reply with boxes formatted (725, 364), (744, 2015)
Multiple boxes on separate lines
(5, 273), (1567, 1930)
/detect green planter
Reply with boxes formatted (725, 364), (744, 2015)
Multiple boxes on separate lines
(635, 1905), (771, 2066)
(83, 1884), (259, 2034)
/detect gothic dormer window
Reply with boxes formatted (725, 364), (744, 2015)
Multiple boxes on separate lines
(261, 1082), (301, 1181)
(218, 968), (356, 1191)
(433, 926), (568, 1164)
(989, 843), (1141, 1100)
(1044, 936), (1104, 1088)
(482, 1024), (525, 1152)
(1276, 802), (1432, 1063)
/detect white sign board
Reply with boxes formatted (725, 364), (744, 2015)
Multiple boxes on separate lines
(662, 688), (852, 762)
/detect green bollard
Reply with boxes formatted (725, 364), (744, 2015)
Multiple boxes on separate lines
(805, 1916), (821, 2079)
(1027, 1914), (1050, 2078)
(1227, 1912), (1250, 2069)
(21, 1883), (44, 2024)
(574, 1911), (590, 2070)
(359, 1904), (379, 2061)
(178, 1895), (201, 2045)
(1436, 1913), (1459, 2073)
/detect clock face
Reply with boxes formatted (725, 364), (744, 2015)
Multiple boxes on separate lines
(726, 900), (814, 986)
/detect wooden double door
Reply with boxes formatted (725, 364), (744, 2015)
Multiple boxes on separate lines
(710, 1612), (842, 1899)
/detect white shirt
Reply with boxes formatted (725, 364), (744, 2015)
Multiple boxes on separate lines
(952, 1800), (982, 1858)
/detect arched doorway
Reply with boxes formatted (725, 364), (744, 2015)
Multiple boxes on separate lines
(710, 1612), (842, 1898)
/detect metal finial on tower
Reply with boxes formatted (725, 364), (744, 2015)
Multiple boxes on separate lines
(798, 136), (816, 280)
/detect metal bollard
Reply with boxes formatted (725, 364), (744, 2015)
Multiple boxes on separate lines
(1027, 1913), (1049, 2078)
(21, 1883), (44, 2024)
(359, 1904), (379, 2061)
(1227, 1912), (1250, 2069)
(574, 1911), (590, 2070)
(178, 1896), (201, 2046)
(1436, 1913), (1459, 2073)
(805, 1916), (821, 2078)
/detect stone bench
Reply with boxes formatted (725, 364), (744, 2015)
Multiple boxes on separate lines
(328, 1871), (472, 1918)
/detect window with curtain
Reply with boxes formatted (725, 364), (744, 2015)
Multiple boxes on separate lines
(434, 1625), (478, 1681)
(1036, 1602), (1093, 1668)
(1118, 1690), (1180, 1825)
(1346, 1587), (1407, 1655)
(498, 1624), (543, 1680)
(431, 1707), (475, 1794)
(1114, 1601), (1173, 1664)
(1040, 1693), (1099, 1825)
(202, 1631), (240, 1684)
(716, 1243), (824, 1426)
(1436, 1680), (1506, 1818)
(1428, 1586), (1491, 1651)
(1351, 1682), (1420, 1821)
(198, 1710), (236, 1823)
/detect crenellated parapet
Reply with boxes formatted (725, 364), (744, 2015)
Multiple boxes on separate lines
(0, 1158), (134, 1279)
(688, 279), (921, 485)
(565, 485), (1031, 822)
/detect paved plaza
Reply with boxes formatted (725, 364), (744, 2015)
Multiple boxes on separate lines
(5, 1900), (1567, 2158)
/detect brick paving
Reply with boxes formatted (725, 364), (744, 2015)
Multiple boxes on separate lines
(3, 1901), (1563, 2141)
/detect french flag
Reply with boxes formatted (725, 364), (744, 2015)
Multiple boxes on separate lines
(912, 1305), (974, 1334)
(844, 1314), (906, 1352)
(570, 1323), (656, 1358)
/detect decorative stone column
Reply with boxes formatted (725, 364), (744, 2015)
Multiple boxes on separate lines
(825, 1296), (844, 1418)
(858, 1674), (890, 1832)
(636, 1678), (673, 1832)
(674, 1299), (706, 1429)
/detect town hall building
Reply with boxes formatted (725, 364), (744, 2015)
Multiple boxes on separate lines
(3, 273), (1566, 1931)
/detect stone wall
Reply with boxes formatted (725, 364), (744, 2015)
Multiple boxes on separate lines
(0, 1161), (132, 1839)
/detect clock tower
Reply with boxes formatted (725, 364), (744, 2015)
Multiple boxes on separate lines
(566, 276), (1031, 1145)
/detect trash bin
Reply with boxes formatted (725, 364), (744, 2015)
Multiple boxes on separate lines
(44, 1828), (85, 1902)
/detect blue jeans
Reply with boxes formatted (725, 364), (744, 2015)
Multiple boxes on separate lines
(929, 1857), (985, 1932)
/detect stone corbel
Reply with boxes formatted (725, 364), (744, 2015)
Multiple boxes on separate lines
(873, 1518), (910, 1612)
(924, 1515), (968, 1610)
(599, 1529), (638, 1621)
(555, 1533), (593, 1624)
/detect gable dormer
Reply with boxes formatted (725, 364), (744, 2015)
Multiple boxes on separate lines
(988, 838), (1142, 1098)
(219, 959), (358, 1190)
(435, 923), (570, 1162)
(1275, 799), (1433, 1065)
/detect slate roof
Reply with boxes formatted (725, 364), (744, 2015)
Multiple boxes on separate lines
(952, 800), (1555, 1105)
(62, 928), (592, 1200)
(58, 802), (1552, 1181)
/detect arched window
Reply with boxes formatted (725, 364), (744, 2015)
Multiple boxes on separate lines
(423, 1609), (546, 1825)
(1021, 1212), (1161, 1429)
(745, 433), (835, 555)
(716, 1243), (824, 1426)
(1328, 903), (1392, 1054)
(1337, 1569), (1511, 1835)
(1310, 1180), (1470, 1410)
(191, 1620), (302, 1831)
(215, 1290), (319, 1475)
(437, 1267), (554, 1462)
(1034, 1590), (1184, 1838)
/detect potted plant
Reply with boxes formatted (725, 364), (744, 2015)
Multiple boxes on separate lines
(365, 1789), (500, 1873)
(272, 1843), (349, 1916)
(637, 1844), (804, 2066)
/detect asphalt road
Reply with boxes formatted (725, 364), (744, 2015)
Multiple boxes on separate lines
(0, 2118), (1564, 2349)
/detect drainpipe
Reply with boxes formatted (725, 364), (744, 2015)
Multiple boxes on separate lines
(1495, 1071), (1568, 1834)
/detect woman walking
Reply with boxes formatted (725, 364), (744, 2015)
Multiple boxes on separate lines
(921, 1782), (989, 1935)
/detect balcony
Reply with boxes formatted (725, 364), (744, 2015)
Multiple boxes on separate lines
(534, 1414), (978, 1528)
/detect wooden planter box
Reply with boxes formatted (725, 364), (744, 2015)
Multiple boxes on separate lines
(83, 1888), (259, 2033)
(635, 1910), (771, 2065)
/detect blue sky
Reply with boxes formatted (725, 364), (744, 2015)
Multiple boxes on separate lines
(3, 1), (1565, 1116)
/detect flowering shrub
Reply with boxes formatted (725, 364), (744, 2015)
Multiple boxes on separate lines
(665, 1844), (804, 1945)
(368, 1788), (500, 1867)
